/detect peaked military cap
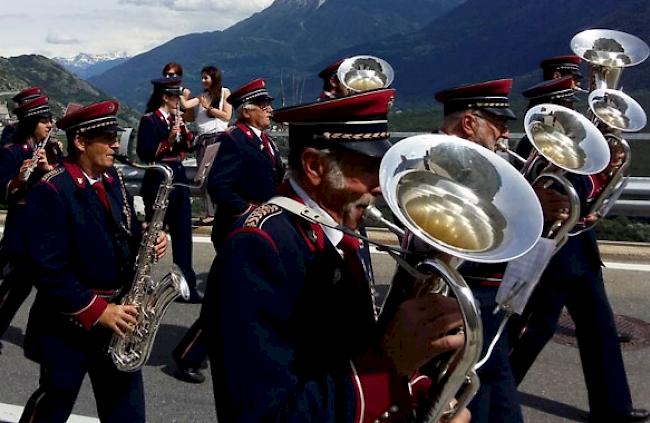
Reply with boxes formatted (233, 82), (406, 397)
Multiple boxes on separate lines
(318, 59), (345, 80)
(540, 55), (583, 80)
(227, 78), (274, 109)
(12, 87), (43, 105)
(435, 78), (516, 120)
(523, 76), (578, 105)
(272, 88), (396, 158)
(151, 76), (184, 96)
(57, 100), (123, 135)
(13, 95), (51, 120)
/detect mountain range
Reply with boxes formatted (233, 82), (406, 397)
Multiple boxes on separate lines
(54, 52), (130, 79)
(88, 0), (465, 110)
(87, 0), (650, 116)
(0, 55), (139, 126)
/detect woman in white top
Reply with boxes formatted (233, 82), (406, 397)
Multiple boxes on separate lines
(185, 66), (232, 224)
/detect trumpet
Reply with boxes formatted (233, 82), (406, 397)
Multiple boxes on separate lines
(377, 134), (543, 422)
(569, 29), (649, 233)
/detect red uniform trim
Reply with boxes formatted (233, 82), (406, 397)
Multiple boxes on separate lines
(7, 177), (24, 196)
(226, 227), (279, 253)
(235, 121), (255, 139)
(234, 203), (255, 217)
(63, 160), (88, 189)
(351, 349), (413, 422)
(73, 295), (108, 330)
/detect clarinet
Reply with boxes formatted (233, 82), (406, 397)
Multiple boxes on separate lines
(22, 128), (56, 182)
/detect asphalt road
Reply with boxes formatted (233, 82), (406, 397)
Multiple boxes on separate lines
(0, 235), (649, 422)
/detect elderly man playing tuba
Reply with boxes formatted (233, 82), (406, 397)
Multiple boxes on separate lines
(201, 88), (471, 422)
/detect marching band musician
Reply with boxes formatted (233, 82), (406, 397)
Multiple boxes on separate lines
(201, 89), (470, 423)
(508, 65), (649, 423)
(18, 100), (168, 423)
(207, 78), (286, 248)
(0, 87), (43, 146)
(137, 77), (201, 303)
(0, 93), (63, 350)
(317, 58), (349, 100)
(434, 79), (571, 423)
(540, 55), (583, 89)
(171, 78), (285, 384)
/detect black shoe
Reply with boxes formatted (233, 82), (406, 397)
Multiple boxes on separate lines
(176, 289), (204, 304)
(591, 409), (650, 422)
(617, 331), (633, 343)
(173, 366), (206, 384)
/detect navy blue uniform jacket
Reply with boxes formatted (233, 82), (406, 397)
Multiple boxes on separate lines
(22, 161), (141, 363)
(0, 142), (51, 258)
(207, 121), (285, 247)
(136, 109), (193, 199)
(203, 196), (414, 422)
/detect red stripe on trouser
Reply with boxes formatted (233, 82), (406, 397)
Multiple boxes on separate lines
(19, 386), (47, 423)
(180, 328), (203, 360)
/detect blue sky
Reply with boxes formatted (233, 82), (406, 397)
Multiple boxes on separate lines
(0, 0), (273, 58)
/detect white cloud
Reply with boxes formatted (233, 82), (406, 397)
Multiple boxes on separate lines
(46, 31), (81, 45)
(0, 0), (273, 58)
(118, 0), (272, 12)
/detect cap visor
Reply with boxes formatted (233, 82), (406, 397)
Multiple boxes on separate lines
(484, 107), (517, 120)
(338, 138), (392, 158)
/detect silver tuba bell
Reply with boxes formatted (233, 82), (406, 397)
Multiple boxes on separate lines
(378, 134), (543, 422)
(336, 55), (394, 93)
(500, 104), (611, 246)
(571, 29), (649, 91)
(569, 29), (648, 233)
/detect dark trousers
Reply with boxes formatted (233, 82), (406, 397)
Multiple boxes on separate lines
(173, 318), (208, 370)
(509, 267), (633, 416)
(0, 265), (32, 339)
(143, 182), (197, 290)
(20, 335), (145, 423)
(468, 285), (524, 423)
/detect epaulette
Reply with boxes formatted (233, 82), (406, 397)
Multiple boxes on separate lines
(41, 166), (65, 182)
(243, 203), (282, 228)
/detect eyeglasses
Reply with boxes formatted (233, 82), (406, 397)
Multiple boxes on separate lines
(245, 102), (273, 112)
(165, 73), (177, 78)
(473, 112), (509, 135)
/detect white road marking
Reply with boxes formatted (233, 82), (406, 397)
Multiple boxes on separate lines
(2, 226), (649, 273)
(367, 246), (650, 273)
(0, 402), (99, 423)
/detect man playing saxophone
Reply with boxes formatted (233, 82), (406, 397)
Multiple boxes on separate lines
(18, 100), (168, 423)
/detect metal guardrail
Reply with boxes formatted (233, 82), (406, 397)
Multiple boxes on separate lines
(118, 165), (649, 218)
(118, 131), (650, 218)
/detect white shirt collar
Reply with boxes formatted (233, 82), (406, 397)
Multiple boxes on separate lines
(249, 125), (262, 139)
(289, 176), (343, 248)
(158, 107), (171, 121)
(82, 170), (102, 185)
